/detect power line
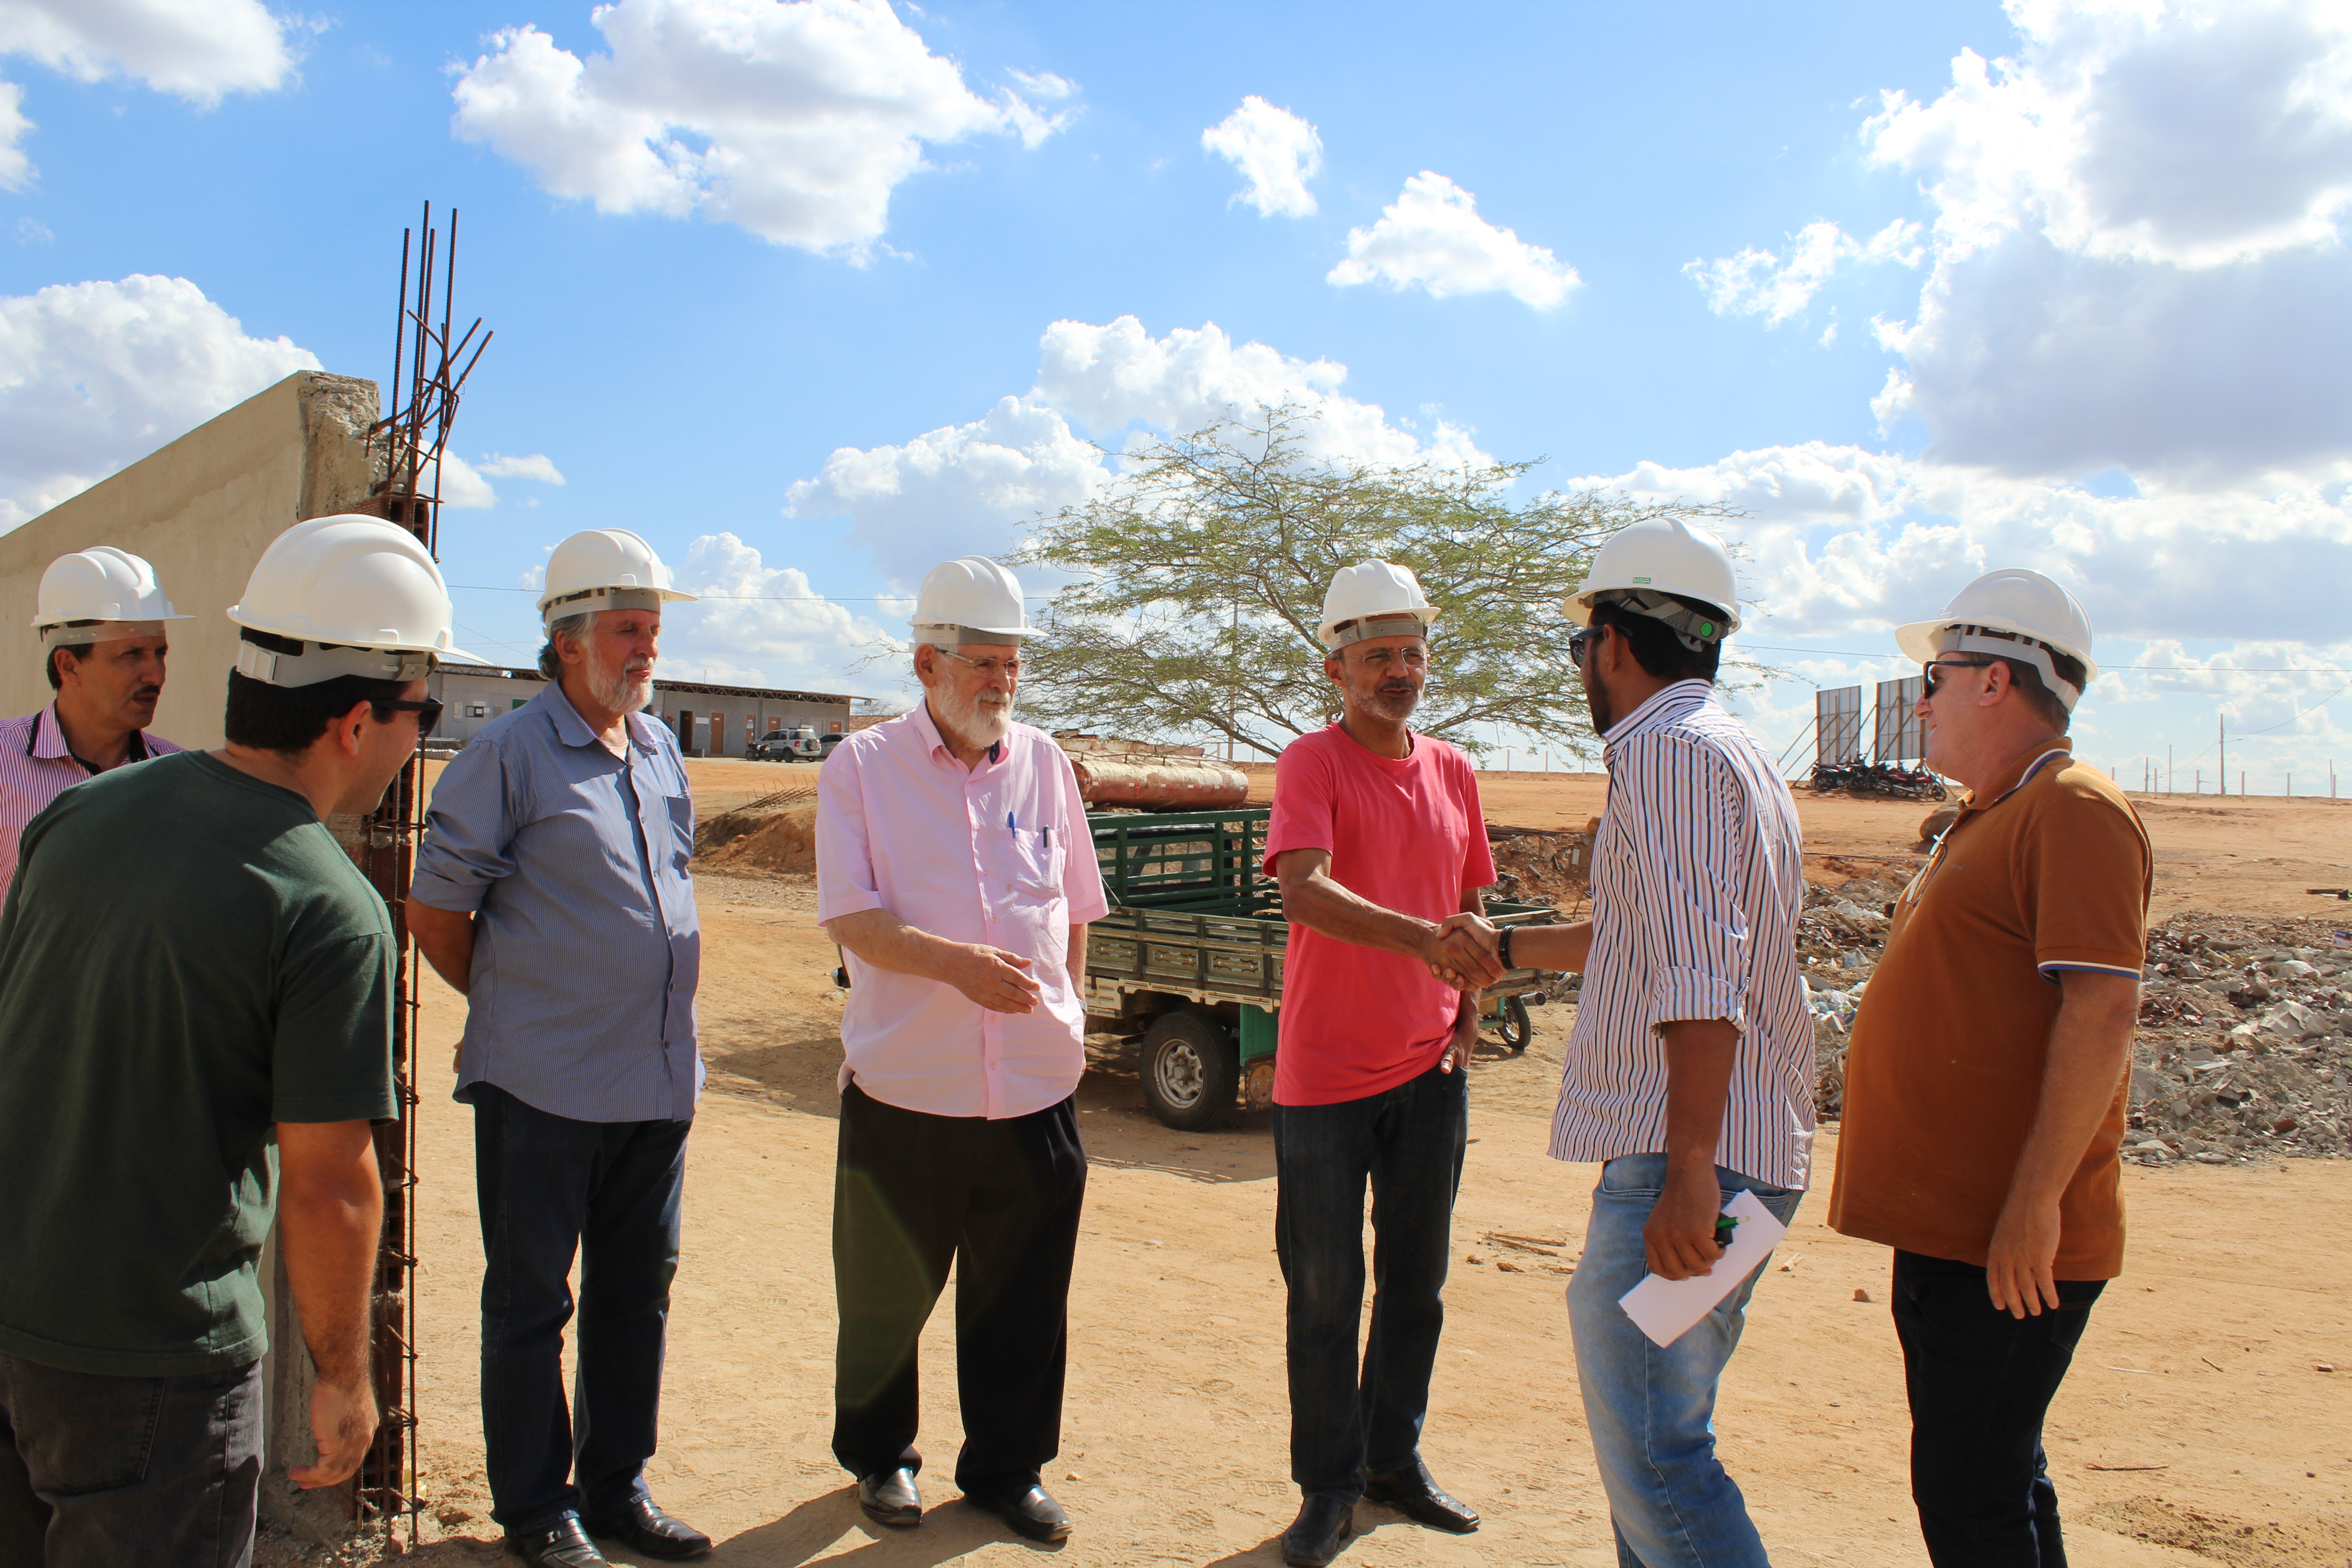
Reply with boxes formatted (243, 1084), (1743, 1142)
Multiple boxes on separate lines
(1739, 642), (2349, 676)
(447, 585), (1049, 602)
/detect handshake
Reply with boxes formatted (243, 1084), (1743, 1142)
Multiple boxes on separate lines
(1425, 912), (1504, 992)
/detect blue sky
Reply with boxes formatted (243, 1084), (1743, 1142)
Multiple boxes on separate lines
(2, 0), (2348, 791)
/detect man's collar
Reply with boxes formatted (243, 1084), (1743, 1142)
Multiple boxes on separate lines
(1602, 678), (1712, 744)
(28, 704), (67, 761)
(539, 680), (656, 753)
(912, 698), (1002, 766)
(1964, 735), (2074, 813)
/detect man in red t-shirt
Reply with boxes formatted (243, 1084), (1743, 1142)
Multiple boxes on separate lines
(1261, 562), (1500, 1568)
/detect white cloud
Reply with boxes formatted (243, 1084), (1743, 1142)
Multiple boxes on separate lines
(0, 0), (296, 189)
(425, 452), (499, 510)
(449, 0), (1070, 259)
(0, 0), (296, 103)
(1200, 95), (1322, 218)
(788, 315), (1493, 585)
(1006, 68), (1076, 100)
(0, 274), (318, 529)
(662, 530), (899, 692)
(1577, 441), (2352, 654)
(1703, 2), (2352, 485)
(477, 451), (567, 485)
(1685, 218), (1923, 325)
(1865, 2), (2352, 269)
(0, 76), (25, 191)
(1327, 171), (1579, 309)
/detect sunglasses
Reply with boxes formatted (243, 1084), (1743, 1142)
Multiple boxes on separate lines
(371, 696), (443, 739)
(1921, 657), (1998, 697)
(1569, 626), (1604, 667)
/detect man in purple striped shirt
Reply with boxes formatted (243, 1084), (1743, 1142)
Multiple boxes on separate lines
(0, 548), (191, 890)
(1440, 518), (1810, 1568)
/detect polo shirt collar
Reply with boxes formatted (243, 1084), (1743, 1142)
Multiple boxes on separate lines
(1962, 736), (2074, 817)
(539, 681), (657, 755)
(911, 698), (1002, 768)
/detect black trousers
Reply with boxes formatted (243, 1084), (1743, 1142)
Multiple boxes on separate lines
(1893, 1250), (2107, 1568)
(831, 1084), (1087, 1496)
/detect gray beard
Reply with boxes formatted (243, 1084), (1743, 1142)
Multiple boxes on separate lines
(936, 683), (1015, 745)
(588, 652), (653, 715)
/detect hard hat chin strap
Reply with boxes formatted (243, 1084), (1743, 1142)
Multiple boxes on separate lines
(1934, 625), (2082, 711)
(39, 621), (164, 650)
(1592, 589), (1727, 653)
(235, 640), (435, 688)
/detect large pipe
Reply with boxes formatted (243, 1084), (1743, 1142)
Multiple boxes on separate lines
(1070, 755), (1250, 810)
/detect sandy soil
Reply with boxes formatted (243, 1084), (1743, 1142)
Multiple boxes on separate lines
(314, 764), (2352, 1567)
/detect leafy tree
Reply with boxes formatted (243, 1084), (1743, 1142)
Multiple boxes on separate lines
(1013, 409), (1738, 760)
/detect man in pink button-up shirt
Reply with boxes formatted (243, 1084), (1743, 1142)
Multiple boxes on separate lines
(815, 555), (1107, 1548)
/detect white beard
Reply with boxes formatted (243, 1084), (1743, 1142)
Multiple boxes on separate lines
(935, 681), (1015, 745)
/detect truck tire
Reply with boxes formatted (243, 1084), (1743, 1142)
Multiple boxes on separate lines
(1141, 1011), (1237, 1132)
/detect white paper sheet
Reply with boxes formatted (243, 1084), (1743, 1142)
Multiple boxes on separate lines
(1616, 1188), (1789, 1348)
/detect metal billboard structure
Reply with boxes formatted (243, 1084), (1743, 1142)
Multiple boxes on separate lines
(1815, 685), (1863, 764)
(1873, 676), (1926, 764)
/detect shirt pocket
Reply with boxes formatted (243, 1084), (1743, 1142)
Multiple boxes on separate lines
(1006, 836), (1066, 904)
(662, 790), (695, 874)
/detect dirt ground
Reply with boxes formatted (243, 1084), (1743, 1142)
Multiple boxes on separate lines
(292, 762), (2352, 1567)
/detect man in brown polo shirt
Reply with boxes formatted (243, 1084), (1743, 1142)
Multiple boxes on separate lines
(1830, 568), (2148, 1568)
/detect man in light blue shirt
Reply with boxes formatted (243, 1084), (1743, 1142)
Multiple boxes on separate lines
(408, 529), (708, 1568)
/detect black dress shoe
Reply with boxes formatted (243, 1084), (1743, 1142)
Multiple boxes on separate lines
(857, 1467), (923, 1529)
(966, 1483), (1072, 1543)
(584, 1496), (711, 1559)
(505, 1516), (611, 1568)
(1280, 1494), (1354, 1567)
(1362, 1459), (1479, 1534)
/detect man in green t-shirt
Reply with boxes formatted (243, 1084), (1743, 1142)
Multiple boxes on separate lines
(0, 515), (475, 1568)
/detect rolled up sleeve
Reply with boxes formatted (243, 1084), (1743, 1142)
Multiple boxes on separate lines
(815, 741), (885, 924)
(1622, 735), (1752, 1031)
(410, 740), (519, 914)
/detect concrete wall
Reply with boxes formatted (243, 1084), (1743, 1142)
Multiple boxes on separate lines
(0, 372), (381, 751)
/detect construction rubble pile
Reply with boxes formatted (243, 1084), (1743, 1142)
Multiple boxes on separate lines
(1801, 877), (2352, 1163)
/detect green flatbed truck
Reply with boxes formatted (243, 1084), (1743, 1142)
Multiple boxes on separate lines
(1082, 806), (1561, 1130)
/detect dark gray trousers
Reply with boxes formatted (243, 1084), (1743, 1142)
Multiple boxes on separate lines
(0, 1350), (263, 1568)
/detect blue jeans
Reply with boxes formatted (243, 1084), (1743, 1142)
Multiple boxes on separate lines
(474, 1085), (691, 1536)
(0, 1351), (262, 1568)
(1566, 1152), (1802, 1568)
(1272, 1059), (1467, 1501)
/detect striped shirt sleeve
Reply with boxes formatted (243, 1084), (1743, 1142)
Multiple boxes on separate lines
(1619, 732), (1751, 1031)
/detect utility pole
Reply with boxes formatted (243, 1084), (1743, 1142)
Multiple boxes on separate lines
(2219, 714), (2227, 797)
(2167, 744), (2173, 794)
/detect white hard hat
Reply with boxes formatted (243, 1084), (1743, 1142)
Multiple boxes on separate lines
(1563, 516), (1741, 646)
(226, 514), (479, 688)
(537, 528), (696, 626)
(910, 555), (1032, 642)
(1894, 567), (2097, 710)
(32, 547), (194, 647)
(1318, 561), (1440, 651)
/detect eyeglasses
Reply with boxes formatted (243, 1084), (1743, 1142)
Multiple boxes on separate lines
(1921, 657), (1998, 697)
(371, 696), (443, 739)
(933, 647), (1024, 680)
(1569, 627), (1604, 667)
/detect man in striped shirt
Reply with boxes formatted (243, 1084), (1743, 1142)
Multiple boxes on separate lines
(1441, 518), (1810, 1568)
(0, 548), (190, 889)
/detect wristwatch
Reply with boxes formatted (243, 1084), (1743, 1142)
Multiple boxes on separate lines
(1496, 923), (1515, 970)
